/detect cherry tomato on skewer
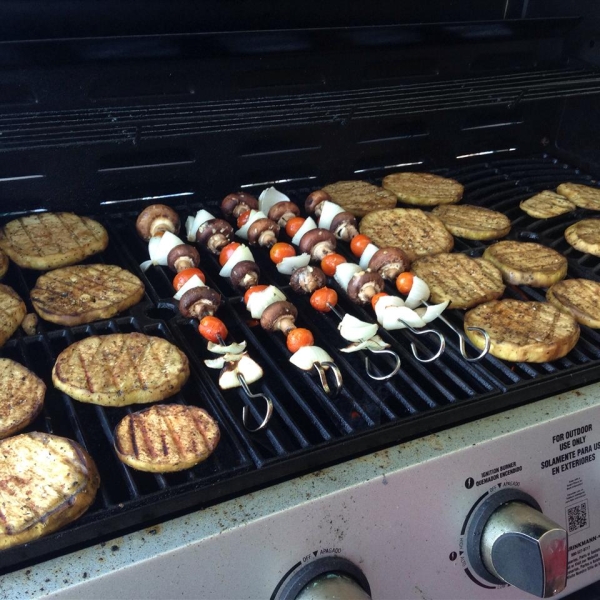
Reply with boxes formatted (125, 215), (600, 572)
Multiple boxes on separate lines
(219, 242), (241, 266)
(285, 216), (306, 238)
(173, 268), (206, 291)
(236, 210), (252, 229)
(350, 234), (371, 257)
(269, 242), (296, 264)
(286, 327), (314, 353)
(396, 272), (414, 295)
(310, 287), (338, 312)
(198, 316), (229, 343)
(244, 284), (269, 305)
(321, 253), (346, 277)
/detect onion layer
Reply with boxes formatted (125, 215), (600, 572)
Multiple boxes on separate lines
(333, 262), (362, 291)
(219, 244), (255, 278)
(404, 276), (430, 308)
(359, 243), (379, 270)
(289, 346), (333, 370)
(291, 217), (317, 246)
(277, 253), (311, 275)
(186, 209), (215, 241)
(258, 187), (290, 215)
(415, 301), (449, 323)
(246, 285), (287, 319)
(173, 274), (205, 301)
(338, 314), (378, 342)
(318, 201), (345, 231)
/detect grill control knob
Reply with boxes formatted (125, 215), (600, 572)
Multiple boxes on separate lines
(274, 556), (371, 600)
(466, 490), (567, 598)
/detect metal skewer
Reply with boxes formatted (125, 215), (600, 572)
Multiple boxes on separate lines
(327, 303), (402, 380)
(217, 334), (274, 432)
(422, 302), (491, 362)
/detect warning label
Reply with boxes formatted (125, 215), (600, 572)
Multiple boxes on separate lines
(542, 424), (599, 476)
(475, 461), (523, 487)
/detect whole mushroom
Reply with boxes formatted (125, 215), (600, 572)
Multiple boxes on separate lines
(347, 270), (385, 304)
(230, 260), (261, 290)
(247, 218), (280, 248)
(330, 212), (358, 242)
(196, 218), (234, 254)
(136, 204), (180, 241)
(179, 287), (221, 319)
(167, 244), (201, 273)
(368, 247), (411, 281)
(305, 190), (330, 216)
(221, 192), (259, 219)
(290, 266), (327, 295)
(260, 301), (298, 335)
(298, 229), (337, 262)
(267, 201), (300, 228)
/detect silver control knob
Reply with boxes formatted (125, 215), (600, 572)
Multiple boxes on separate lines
(274, 557), (371, 600)
(295, 572), (371, 600)
(466, 490), (568, 598)
(481, 501), (567, 597)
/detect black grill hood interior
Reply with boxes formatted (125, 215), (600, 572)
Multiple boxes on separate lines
(0, 0), (599, 575)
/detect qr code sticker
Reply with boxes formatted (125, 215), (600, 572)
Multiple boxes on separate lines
(566, 500), (590, 534)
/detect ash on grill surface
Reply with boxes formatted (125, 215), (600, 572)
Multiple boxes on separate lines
(0, 154), (599, 573)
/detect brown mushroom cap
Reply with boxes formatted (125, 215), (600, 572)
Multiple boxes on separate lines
(305, 190), (331, 215)
(196, 219), (234, 254)
(230, 260), (261, 290)
(267, 201), (300, 227)
(136, 204), (180, 241)
(221, 192), (259, 219)
(247, 218), (280, 248)
(298, 228), (337, 261)
(179, 287), (221, 319)
(289, 266), (327, 294)
(167, 244), (201, 272)
(260, 301), (298, 334)
(330, 212), (358, 241)
(368, 247), (411, 281)
(347, 270), (385, 304)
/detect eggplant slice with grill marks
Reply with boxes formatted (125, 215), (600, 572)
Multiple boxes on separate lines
(547, 279), (600, 328)
(464, 299), (580, 362)
(431, 204), (511, 240)
(114, 404), (220, 473)
(482, 240), (568, 287)
(411, 253), (505, 310)
(30, 264), (145, 326)
(564, 219), (600, 257)
(0, 432), (100, 550)
(0, 284), (26, 348)
(52, 333), (190, 407)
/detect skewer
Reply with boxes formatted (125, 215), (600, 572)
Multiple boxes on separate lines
(216, 334), (274, 432)
(326, 303), (401, 380)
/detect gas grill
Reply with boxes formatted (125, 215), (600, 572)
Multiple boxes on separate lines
(2, 2), (600, 599)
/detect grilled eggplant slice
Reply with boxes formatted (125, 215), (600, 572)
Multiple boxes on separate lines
(0, 212), (108, 270)
(52, 333), (190, 406)
(0, 284), (26, 347)
(520, 190), (576, 219)
(0, 359), (45, 439)
(321, 181), (397, 217)
(557, 182), (600, 211)
(114, 404), (220, 473)
(411, 253), (505, 310)
(31, 264), (145, 326)
(482, 240), (567, 287)
(464, 299), (580, 362)
(564, 219), (600, 257)
(359, 208), (454, 262)
(382, 172), (463, 206)
(0, 432), (100, 550)
(0, 249), (8, 280)
(547, 279), (600, 328)
(431, 204), (511, 240)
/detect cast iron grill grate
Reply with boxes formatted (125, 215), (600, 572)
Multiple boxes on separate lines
(0, 153), (598, 573)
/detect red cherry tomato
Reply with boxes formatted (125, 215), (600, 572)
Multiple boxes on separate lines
(396, 272), (414, 295)
(173, 268), (206, 291)
(350, 234), (371, 257)
(285, 216), (306, 238)
(286, 328), (314, 353)
(320, 253), (346, 277)
(371, 292), (389, 311)
(198, 316), (228, 343)
(219, 242), (241, 266)
(244, 284), (269, 305)
(310, 287), (338, 312)
(237, 210), (252, 229)
(269, 242), (296, 264)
